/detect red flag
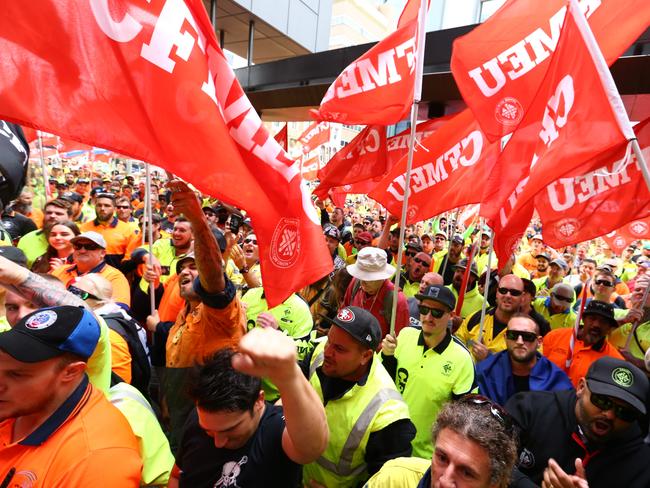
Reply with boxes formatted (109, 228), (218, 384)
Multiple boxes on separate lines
(537, 118), (650, 248)
(274, 124), (288, 152)
(22, 127), (37, 143)
(298, 121), (330, 154)
(451, 0), (650, 140)
(481, 2), (634, 265)
(370, 109), (500, 224)
(301, 154), (320, 181)
(0, 0), (331, 306)
(58, 137), (93, 152)
(310, 0), (427, 124)
(459, 204), (480, 229)
(602, 219), (650, 254)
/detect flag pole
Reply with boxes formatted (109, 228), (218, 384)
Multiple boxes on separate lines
(37, 132), (51, 200)
(145, 162), (156, 317)
(440, 208), (461, 280)
(389, 0), (427, 336)
(477, 223), (494, 342)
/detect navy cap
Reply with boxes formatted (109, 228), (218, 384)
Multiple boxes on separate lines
(582, 300), (617, 328)
(415, 285), (456, 311)
(587, 357), (649, 415)
(332, 306), (381, 350)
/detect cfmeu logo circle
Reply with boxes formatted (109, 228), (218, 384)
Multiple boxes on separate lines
(270, 218), (300, 269)
(495, 97), (523, 127)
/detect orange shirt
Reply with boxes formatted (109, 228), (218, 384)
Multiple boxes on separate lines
(51, 262), (131, 308)
(166, 297), (245, 368)
(108, 328), (132, 384)
(80, 217), (137, 260)
(158, 275), (185, 323)
(542, 327), (624, 387)
(27, 208), (44, 229)
(0, 377), (141, 487)
(517, 252), (539, 275)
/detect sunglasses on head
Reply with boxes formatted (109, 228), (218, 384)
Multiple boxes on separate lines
(505, 330), (538, 342)
(459, 394), (515, 432)
(243, 238), (257, 245)
(67, 285), (100, 301)
(595, 279), (614, 287)
(413, 257), (431, 266)
(589, 392), (638, 422)
(73, 242), (102, 251)
(497, 287), (523, 297)
(552, 293), (572, 303)
(418, 305), (447, 318)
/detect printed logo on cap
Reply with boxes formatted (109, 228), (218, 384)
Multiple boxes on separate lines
(25, 310), (58, 330)
(428, 287), (440, 298)
(337, 308), (355, 323)
(612, 367), (634, 388)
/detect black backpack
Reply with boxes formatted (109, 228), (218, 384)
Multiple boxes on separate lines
(103, 312), (151, 399)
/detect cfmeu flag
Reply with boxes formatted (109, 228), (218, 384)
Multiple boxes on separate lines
(451, 0), (650, 141)
(480, 0), (634, 265)
(298, 122), (330, 155)
(537, 118), (650, 249)
(274, 124), (288, 152)
(0, 0), (331, 306)
(311, 0), (429, 124)
(602, 218), (650, 254)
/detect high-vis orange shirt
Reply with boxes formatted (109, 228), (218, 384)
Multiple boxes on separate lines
(0, 377), (141, 487)
(51, 261), (131, 308)
(80, 217), (138, 261)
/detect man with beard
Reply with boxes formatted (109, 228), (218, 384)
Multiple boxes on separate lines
(432, 232), (447, 253)
(532, 252), (550, 279)
(476, 315), (572, 406)
(13, 188), (43, 228)
(447, 259), (484, 321)
(159, 181), (245, 450)
(432, 234), (464, 286)
(457, 274), (524, 363)
(506, 357), (650, 488)
(543, 300), (624, 387)
(533, 258), (568, 297)
(81, 193), (138, 267)
(398, 251), (432, 298)
(381, 285), (476, 459)
(18, 198), (73, 268)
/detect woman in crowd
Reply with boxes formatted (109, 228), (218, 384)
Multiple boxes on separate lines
(31, 220), (80, 273)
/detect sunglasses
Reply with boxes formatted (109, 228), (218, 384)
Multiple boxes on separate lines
(116, 205), (131, 209)
(595, 279), (614, 287)
(505, 330), (538, 342)
(552, 293), (572, 303)
(459, 395), (515, 433)
(405, 251), (417, 257)
(67, 285), (100, 301)
(497, 287), (523, 297)
(73, 242), (102, 251)
(418, 305), (446, 318)
(590, 392), (638, 422)
(243, 238), (257, 245)
(413, 257), (431, 266)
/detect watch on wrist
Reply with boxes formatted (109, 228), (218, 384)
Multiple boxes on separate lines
(239, 266), (250, 274)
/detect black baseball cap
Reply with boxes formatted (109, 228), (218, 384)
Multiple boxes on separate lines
(586, 357), (649, 415)
(61, 191), (84, 204)
(0, 246), (27, 267)
(582, 300), (617, 328)
(0, 306), (100, 362)
(332, 306), (381, 350)
(323, 225), (341, 241)
(415, 285), (456, 311)
(453, 258), (479, 278)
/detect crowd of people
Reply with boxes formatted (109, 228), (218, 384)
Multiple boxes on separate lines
(0, 167), (649, 488)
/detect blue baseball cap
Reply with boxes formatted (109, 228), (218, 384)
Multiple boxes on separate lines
(0, 306), (100, 362)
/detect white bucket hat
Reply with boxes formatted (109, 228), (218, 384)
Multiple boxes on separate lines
(346, 247), (395, 281)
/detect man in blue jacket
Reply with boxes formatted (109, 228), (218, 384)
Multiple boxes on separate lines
(476, 314), (572, 406)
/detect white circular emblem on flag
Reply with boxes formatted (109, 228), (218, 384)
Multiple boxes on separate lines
(337, 308), (355, 323)
(25, 311), (58, 330)
(495, 97), (524, 127)
(553, 218), (581, 242)
(342, 185), (352, 191)
(407, 205), (418, 221)
(270, 218), (301, 269)
(614, 236), (627, 249)
(629, 221), (648, 237)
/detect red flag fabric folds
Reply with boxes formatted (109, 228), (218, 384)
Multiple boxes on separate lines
(602, 219), (650, 254)
(451, 0), (650, 141)
(537, 118), (650, 248)
(370, 109), (500, 224)
(298, 122), (330, 155)
(480, 3), (633, 265)
(274, 124), (288, 152)
(0, 0), (331, 306)
(310, 0), (427, 125)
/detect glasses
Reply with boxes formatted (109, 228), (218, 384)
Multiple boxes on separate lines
(405, 251), (417, 257)
(73, 242), (102, 251)
(418, 305), (446, 318)
(497, 287), (523, 297)
(505, 330), (538, 342)
(116, 205), (130, 209)
(243, 238), (257, 245)
(67, 285), (100, 301)
(434, 236), (446, 241)
(595, 279), (614, 287)
(459, 395), (515, 432)
(413, 257), (431, 267)
(589, 392), (638, 422)
(552, 293), (572, 303)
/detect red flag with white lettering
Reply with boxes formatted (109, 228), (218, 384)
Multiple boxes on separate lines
(274, 124), (288, 152)
(451, 0), (650, 141)
(602, 219), (650, 254)
(0, 0), (331, 306)
(370, 109), (500, 224)
(537, 118), (650, 248)
(301, 154), (320, 181)
(480, 2), (633, 265)
(310, 0), (427, 124)
(298, 121), (330, 155)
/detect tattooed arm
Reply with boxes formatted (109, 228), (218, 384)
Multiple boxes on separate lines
(0, 255), (89, 309)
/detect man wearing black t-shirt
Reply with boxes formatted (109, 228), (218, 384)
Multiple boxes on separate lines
(170, 327), (328, 488)
(476, 315), (573, 406)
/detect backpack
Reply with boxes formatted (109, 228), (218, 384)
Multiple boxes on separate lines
(350, 279), (395, 327)
(103, 312), (151, 399)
